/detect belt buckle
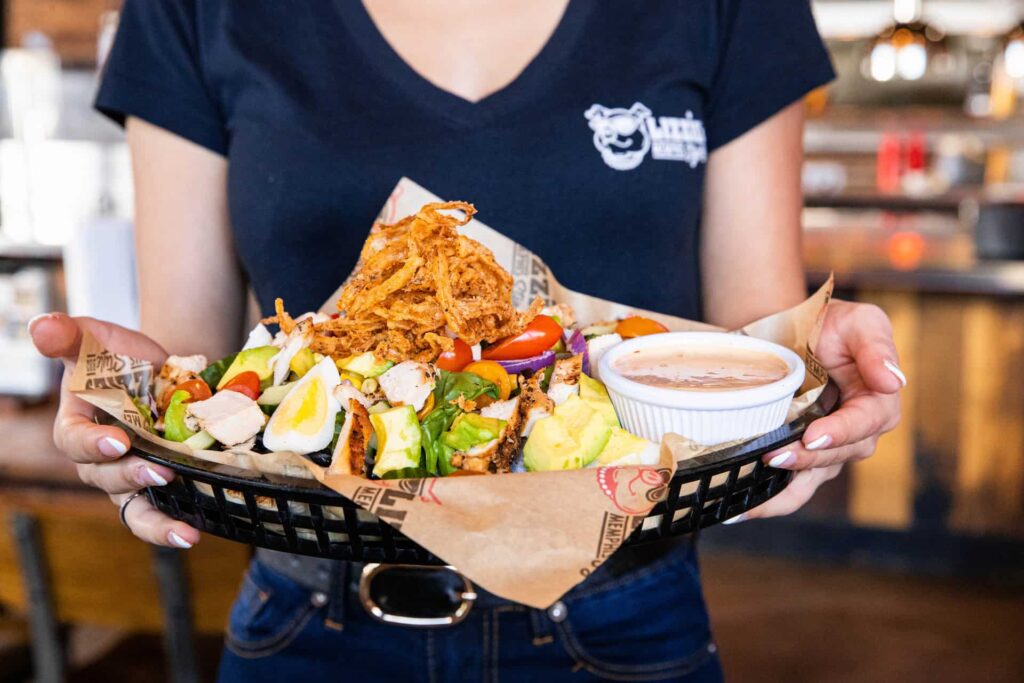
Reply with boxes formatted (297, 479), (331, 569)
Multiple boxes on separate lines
(358, 563), (477, 628)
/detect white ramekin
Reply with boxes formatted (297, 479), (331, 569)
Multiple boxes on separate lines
(598, 332), (805, 446)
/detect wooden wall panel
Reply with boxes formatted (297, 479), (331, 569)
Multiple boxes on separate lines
(6, 0), (119, 65)
(847, 290), (918, 529)
(953, 301), (1024, 537)
(0, 488), (248, 634)
(909, 297), (965, 531)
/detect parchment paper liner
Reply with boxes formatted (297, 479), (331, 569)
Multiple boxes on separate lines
(71, 178), (831, 608)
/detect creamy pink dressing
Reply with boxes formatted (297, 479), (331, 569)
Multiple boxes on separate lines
(612, 345), (789, 391)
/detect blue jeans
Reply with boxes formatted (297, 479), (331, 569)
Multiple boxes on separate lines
(217, 544), (722, 682)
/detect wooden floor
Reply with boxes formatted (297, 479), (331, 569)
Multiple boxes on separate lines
(3, 552), (1022, 682)
(702, 552), (1024, 683)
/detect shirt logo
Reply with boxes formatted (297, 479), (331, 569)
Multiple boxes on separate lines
(584, 102), (707, 171)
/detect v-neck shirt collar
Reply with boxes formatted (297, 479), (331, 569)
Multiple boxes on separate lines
(335, 0), (594, 127)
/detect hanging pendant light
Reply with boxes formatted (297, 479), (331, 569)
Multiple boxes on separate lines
(865, 0), (949, 82)
(1003, 22), (1024, 80)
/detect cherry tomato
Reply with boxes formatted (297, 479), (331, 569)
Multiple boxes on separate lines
(482, 315), (563, 361)
(615, 316), (669, 339)
(222, 371), (261, 401)
(175, 378), (212, 403)
(436, 339), (473, 372)
(462, 360), (512, 401)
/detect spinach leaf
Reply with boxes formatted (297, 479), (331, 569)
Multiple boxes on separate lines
(199, 353), (237, 389)
(419, 370), (499, 476)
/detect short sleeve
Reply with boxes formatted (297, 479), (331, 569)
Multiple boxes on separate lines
(705, 0), (834, 152)
(95, 0), (227, 155)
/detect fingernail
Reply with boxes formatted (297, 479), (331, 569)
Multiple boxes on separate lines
(768, 451), (795, 468)
(883, 359), (907, 387)
(26, 313), (53, 335)
(805, 434), (831, 451)
(98, 436), (128, 457)
(143, 466), (168, 487)
(168, 531), (193, 549)
(723, 513), (747, 525)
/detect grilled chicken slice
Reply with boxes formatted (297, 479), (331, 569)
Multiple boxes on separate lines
(155, 354), (208, 409)
(480, 396), (522, 473)
(328, 399), (372, 476)
(268, 318), (314, 386)
(184, 391), (266, 447)
(547, 354), (582, 405)
(451, 440), (500, 473)
(333, 381), (371, 410)
(518, 374), (554, 437)
(378, 361), (435, 411)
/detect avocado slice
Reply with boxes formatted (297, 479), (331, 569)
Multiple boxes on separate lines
(217, 346), (279, 390)
(591, 427), (660, 467)
(370, 405), (422, 477)
(523, 394), (612, 471)
(338, 352), (394, 379)
(579, 374), (620, 429)
(442, 413), (505, 451)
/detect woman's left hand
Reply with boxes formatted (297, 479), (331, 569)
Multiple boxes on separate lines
(727, 299), (905, 523)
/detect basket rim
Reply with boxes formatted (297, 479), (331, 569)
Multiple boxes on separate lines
(118, 381), (839, 500)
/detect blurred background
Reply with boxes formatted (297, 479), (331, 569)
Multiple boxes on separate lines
(0, 0), (1023, 681)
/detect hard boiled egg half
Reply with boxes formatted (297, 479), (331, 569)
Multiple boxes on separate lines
(262, 356), (341, 454)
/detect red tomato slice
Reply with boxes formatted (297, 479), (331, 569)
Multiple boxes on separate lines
(222, 371), (261, 401)
(436, 338), (473, 372)
(482, 315), (563, 361)
(175, 378), (212, 403)
(615, 316), (669, 339)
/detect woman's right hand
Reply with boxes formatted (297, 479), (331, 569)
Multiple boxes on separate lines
(29, 313), (201, 549)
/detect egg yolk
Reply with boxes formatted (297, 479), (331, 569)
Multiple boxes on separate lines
(273, 377), (326, 436)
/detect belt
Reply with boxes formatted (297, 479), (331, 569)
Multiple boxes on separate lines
(256, 535), (691, 626)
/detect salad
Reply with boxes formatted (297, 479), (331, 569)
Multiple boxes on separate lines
(144, 202), (673, 479)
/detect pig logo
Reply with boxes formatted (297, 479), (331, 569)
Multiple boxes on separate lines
(596, 466), (669, 515)
(584, 102), (653, 171)
(585, 103), (708, 171)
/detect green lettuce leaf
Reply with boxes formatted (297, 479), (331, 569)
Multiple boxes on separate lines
(199, 353), (237, 389)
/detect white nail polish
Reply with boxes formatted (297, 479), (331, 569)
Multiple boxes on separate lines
(101, 436), (128, 456)
(883, 359), (907, 387)
(168, 532), (193, 549)
(144, 466), (168, 487)
(768, 451), (794, 468)
(723, 513), (747, 525)
(805, 434), (831, 451)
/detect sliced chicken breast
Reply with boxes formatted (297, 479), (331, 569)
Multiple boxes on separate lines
(185, 391), (266, 447)
(378, 361), (435, 411)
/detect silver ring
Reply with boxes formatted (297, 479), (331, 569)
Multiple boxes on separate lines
(119, 490), (146, 530)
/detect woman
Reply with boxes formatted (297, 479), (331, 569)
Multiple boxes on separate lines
(30, 1), (903, 680)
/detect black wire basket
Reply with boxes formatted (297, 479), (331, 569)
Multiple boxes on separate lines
(130, 382), (838, 565)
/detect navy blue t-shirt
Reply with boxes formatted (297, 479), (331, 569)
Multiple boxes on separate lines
(96, 0), (833, 322)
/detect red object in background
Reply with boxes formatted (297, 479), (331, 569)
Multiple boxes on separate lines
(876, 133), (902, 194)
(905, 132), (927, 173)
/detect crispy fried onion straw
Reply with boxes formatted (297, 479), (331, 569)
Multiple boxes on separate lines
(263, 202), (542, 362)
